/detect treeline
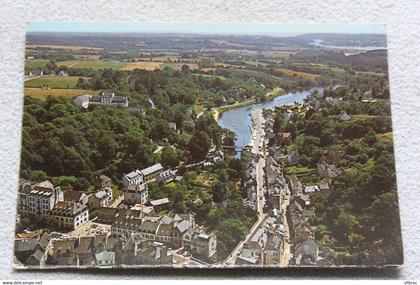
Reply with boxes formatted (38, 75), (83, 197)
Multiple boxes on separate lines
(290, 50), (388, 74)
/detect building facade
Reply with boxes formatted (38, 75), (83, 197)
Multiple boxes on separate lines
(18, 180), (63, 217)
(48, 201), (89, 230)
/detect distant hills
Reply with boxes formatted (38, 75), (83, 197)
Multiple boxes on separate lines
(26, 32), (386, 52)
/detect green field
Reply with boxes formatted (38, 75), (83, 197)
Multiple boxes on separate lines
(56, 59), (128, 70)
(160, 63), (178, 69)
(25, 76), (89, 89)
(191, 73), (226, 80)
(25, 59), (49, 70)
(24, 88), (99, 101)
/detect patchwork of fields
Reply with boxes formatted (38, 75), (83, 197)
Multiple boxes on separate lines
(120, 61), (163, 71)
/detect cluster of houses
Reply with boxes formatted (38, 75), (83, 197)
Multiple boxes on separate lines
(242, 148), (259, 210)
(15, 204), (217, 267)
(285, 171), (336, 266)
(264, 154), (288, 213)
(74, 92), (129, 109)
(18, 180), (90, 231)
(25, 69), (69, 77)
(301, 149), (343, 195)
(238, 113), (293, 266)
(17, 175), (115, 231)
(264, 114), (298, 214)
(15, 161), (217, 267)
(104, 208), (216, 262)
(121, 163), (177, 206)
(287, 179), (334, 266)
(262, 106), (340, 266)
(14, 230), (174, 267)
(305, 88), (355, 123)
(235, 216), (284, 266)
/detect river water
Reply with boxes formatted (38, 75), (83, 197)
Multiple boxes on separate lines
(309, 39), (386, 51)
(218, 87), (324, 157)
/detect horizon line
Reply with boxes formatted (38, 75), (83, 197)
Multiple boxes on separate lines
(27, 22), (386, 36)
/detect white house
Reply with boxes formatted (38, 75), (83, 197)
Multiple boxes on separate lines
(74, 92), (129, 109)
(89, 92), (129, 108)
(18, 180), (63, 216)
(48, 201), (89, 230)
(122, 170), (143, 187)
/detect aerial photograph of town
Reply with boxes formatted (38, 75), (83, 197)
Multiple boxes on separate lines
(14, 23), (403, 269)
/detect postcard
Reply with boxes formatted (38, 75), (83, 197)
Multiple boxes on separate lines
(14, 22), (403, 268)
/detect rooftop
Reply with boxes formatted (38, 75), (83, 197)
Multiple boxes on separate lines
(141, 163), (163, 176)
(150, 198), (169, 206)
(51, 201), (87, 217)
(125, 170), (142, 180)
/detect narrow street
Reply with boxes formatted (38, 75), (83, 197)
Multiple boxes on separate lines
(280, 187), (292, 266)
(251, 109), (266, 219)
(224, 107), (292, 267)
(256, 157), (265, 218)
(223, 109), (267, 266)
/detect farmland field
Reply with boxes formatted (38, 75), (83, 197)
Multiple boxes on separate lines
(161, 63), (199, 70)
(277, 68), (320, 80)
(297, 64), (347, 76)
(120, 61), (162, 71)
(56, 60), (128, 70)
(136, 56), (181, 62)
(24, 88), (99, 101)
(24, 76), (89, 89)
(25, 59), (49, 70)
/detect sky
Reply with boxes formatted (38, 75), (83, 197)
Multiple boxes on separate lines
(27, 22), (385, 35)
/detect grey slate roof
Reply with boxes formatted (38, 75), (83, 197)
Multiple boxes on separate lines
(176, 220), (192, 234)
(95, 250), (115, 262)
(150, 198), (169, 206)
(63, 191), (85, 202)
(15, 238), (37, 252)
(141, 163), (163, 176)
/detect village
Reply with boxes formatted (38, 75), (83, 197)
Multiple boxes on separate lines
(15, 161), (218, 268)
(14, 29), (401, 269)
(229, 85), (382, 267)
(14, 81), (391, 268)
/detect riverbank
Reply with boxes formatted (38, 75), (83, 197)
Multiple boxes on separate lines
(218, 86), (324, 158)
(213, 87), (284, 121)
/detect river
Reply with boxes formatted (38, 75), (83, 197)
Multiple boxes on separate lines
(218, 87), (324, 158)
(309, 39), (386, 51)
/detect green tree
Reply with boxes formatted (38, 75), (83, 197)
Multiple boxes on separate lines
(188, 131), (210, 161)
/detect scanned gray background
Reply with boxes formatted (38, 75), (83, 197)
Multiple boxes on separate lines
(1, 0), (420, 279)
